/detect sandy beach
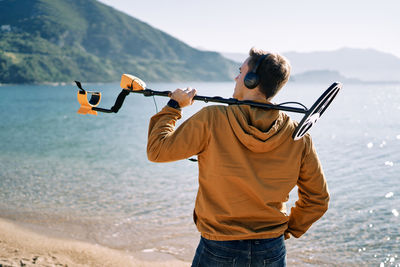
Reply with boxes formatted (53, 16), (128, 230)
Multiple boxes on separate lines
(0, 218), (190, 267)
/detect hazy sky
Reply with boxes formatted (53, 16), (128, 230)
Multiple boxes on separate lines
(98, 0), (400, 57)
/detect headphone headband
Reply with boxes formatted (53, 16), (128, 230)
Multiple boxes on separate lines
(252, 54), (268, 74)
(244, 54), (269, 89)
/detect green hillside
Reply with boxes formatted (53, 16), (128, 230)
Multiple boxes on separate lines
(0, 0), (237, 83)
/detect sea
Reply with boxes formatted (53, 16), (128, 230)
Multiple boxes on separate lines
(0, 81), (399, 266)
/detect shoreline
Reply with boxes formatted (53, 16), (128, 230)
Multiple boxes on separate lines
(0, 217), (190, 267)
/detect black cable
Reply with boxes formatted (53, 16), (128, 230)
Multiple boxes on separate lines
(276, 101), (308, 111)
(152, 95), (159, 113)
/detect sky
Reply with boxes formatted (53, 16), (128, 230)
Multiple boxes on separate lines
(98, 0), (400, 58)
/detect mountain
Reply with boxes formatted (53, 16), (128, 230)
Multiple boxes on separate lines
(222, 48), (400, 83)
(221, 52), (248, 64)
(290, 70), (362, 83)
(0, 0), (237, 84)
(285, 48), (400, 82)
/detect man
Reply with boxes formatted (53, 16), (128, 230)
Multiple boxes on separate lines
(147, 48), (329, 266)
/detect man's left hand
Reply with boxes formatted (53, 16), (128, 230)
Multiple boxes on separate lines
(169, 87), (197, 108)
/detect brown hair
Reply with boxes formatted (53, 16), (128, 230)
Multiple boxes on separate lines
(247, 48), (291, 99)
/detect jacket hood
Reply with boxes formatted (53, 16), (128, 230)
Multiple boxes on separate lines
(226, 105), (295, 152)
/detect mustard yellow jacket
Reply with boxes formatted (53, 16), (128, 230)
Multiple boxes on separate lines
(147, 104), (329, 241)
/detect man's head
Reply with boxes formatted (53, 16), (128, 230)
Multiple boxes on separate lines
(234, 48), (291, 101)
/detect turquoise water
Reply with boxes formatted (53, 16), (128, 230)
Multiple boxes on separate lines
(0, 81), (399, 265)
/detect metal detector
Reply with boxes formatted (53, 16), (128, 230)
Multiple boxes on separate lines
(75, 74), (342, 140)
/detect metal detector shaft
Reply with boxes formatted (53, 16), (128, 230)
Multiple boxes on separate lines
(76, 74), (342, 140)
(129, 89), (308, 114)
(92, 107), (114, 113)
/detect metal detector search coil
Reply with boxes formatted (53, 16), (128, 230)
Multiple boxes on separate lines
(75, 74), (342, 140)
(292, 82), (341, 140)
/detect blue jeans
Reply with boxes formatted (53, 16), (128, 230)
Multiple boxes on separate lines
(192, 235), (286, 267)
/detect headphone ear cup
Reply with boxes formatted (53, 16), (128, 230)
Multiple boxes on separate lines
(244, 72), (259, 89)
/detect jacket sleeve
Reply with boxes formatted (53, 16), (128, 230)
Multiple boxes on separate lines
(286, 136), (330, 238)
(147, 106), (210, 162)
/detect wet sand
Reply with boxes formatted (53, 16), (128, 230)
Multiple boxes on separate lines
(0, 218), (190, 267)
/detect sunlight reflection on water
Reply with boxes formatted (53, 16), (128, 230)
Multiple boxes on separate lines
(0, 82), (399, 265)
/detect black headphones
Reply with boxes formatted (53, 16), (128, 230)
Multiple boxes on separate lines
(244, 54), (268, 89)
